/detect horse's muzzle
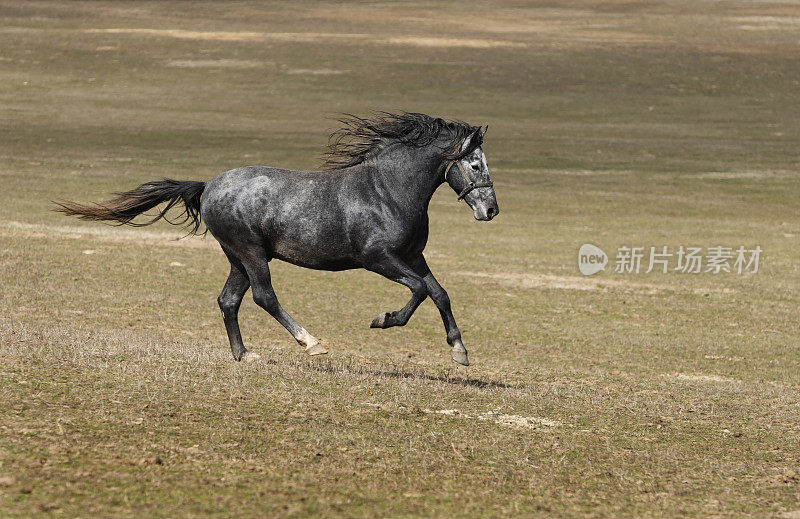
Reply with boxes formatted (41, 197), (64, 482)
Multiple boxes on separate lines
(474, 204), (499, 221)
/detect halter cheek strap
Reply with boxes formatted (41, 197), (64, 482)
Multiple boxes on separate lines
(444, 160), (494, 201)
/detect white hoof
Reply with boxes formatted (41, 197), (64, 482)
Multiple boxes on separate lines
(305, 343), (328, 356)
(297, 329), (328, 356)
(451, 340), (469, 366)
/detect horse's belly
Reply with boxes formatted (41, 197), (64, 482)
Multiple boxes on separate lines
(274, 252), (359, 271)
(270, 229), (359, 271)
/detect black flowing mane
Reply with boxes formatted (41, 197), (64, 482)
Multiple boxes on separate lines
(322, 112), (483, 171)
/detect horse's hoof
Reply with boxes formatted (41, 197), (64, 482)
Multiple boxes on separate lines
(451, 342), (470, 366)
(370, 312), (389, 328)
(242, 351), (261, 363)
(305, 343), (328, 356)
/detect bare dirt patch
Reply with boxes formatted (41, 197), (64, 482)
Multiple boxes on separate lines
(384, 36), (525, 48)
(666, 373), (740, 384)
(82, 28), (529, 48)
(455, 271), (734, 295)
(85, 28), (371, 42)
(286, 68), (344, 75)
(423, 408), (562, 430)
(704, 354), (744, 362)
(312, 6), (662, 46)
(165, 59), (268, 68)
(734, 15), (800, 29)
(694, 170), (792, 180)
(0, 220), (215, 250)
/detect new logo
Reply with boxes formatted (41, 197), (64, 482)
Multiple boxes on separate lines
(578, 244), (607, 276)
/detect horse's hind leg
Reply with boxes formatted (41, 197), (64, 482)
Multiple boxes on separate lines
(218, 258), (254, 362)
(241, 256), (327, 357)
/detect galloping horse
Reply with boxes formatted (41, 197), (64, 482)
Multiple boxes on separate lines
(56, 112), (499, 365)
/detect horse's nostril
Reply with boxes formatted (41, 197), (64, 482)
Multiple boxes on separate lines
(487, 207), (496, 218)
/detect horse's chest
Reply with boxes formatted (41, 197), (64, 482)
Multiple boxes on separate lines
(391, 214), (429, 256)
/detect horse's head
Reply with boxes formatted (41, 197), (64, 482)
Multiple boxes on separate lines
(445, 126), (499, 221)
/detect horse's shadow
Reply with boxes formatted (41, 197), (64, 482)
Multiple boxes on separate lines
(300, 356), (518, 390)
(378, 368), (515, 390)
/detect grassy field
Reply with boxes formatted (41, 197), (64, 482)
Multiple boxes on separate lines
(1, 1), (799, 516)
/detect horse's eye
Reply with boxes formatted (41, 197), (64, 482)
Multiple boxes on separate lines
(471, 163), (480, 171)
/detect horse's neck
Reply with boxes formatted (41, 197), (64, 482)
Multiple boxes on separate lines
(370, 145), (442, 211)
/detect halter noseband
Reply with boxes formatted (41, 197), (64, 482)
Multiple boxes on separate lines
(444, 160), (494, 201)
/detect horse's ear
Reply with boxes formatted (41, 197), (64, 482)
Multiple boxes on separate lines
(479, 125), (488, 139)
(459, 127), (485, 153)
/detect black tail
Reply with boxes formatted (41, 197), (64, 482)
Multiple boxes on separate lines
(54, 179), (206, 235)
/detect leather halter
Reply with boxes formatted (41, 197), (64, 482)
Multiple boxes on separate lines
(444, 159), (494, 201)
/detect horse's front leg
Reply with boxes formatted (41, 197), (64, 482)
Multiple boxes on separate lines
(410, 255), (469, 366)
(366, 253), (428, 329)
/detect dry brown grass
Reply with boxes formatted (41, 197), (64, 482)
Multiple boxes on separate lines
(1, 0), (800, 516)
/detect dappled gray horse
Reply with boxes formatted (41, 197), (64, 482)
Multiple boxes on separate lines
(56, 112), (499, 365)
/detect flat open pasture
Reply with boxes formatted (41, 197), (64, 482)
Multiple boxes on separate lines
(1, 1), (799, 516)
